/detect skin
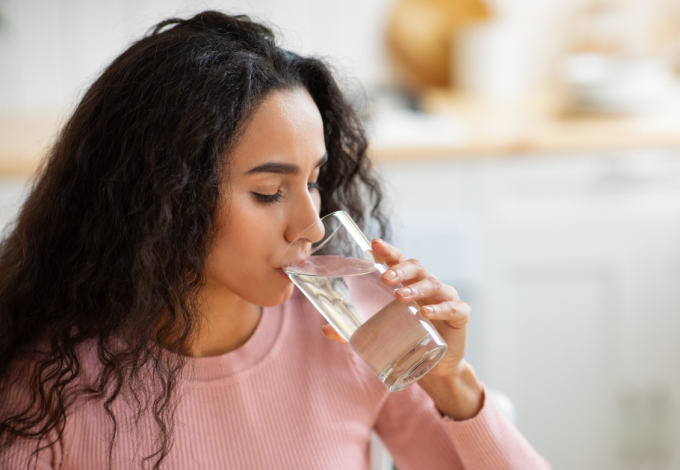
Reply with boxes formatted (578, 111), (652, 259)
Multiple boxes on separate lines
(193, 87), (484, 421)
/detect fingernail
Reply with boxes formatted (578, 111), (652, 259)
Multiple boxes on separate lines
(322, 324), (335, 336)
(422, 306), (434, 315)
(398, 287), (411, 297)
(383, 270), (397, 280)
(375, 238), (385, 245)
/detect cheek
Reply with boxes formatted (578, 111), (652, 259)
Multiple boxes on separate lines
(203, 197), (291, 303)
(211, 202), (270, 270)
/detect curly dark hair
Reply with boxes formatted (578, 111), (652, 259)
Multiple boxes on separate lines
(0, 11), (388, 469)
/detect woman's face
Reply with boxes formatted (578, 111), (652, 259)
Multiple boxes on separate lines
(204, 87), (327, 307)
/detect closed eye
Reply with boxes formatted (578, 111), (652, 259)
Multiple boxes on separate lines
(253, 182), (320, 205)
(253, 191), (283, 204)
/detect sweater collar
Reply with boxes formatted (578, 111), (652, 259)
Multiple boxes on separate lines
(182, 301), (286, 382)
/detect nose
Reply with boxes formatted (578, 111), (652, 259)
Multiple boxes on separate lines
(284, 190), (324, 245)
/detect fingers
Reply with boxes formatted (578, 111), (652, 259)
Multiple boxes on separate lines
(421, 300), (471, 328)
(370, 239), (471, 330)
(381, 258), (429, 286)
(372, 239), (404, 267)
(372, 240), (427, 285)
(395, 277), (458, 302)
(322, 324), (347, 344)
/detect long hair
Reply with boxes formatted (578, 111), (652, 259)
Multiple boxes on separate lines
(0, 11), (388, 469)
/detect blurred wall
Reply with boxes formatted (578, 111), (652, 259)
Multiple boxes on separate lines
(0, 0), (395, 114)
(1, 0), (675, 116)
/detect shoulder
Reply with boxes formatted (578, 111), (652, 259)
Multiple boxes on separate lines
(2, 339), (102, 403)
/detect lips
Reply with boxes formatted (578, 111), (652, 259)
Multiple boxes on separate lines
(276, 268), (290, 280)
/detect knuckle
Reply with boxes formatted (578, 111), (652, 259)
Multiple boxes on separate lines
(408, 258), (424, 270)
(429, 277), (443, 291)
(458, 302), (472, 320)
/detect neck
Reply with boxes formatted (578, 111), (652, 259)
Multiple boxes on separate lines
(187, 280), (262, 357)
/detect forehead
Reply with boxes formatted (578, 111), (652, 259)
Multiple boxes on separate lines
(230, 88), (326, 174)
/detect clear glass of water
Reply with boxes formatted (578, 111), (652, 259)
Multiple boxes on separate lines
(280, 210), (448, 392)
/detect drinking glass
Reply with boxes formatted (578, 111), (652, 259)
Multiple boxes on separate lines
(280, 210), (448, 392)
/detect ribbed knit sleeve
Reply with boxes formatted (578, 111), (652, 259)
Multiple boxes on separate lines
(442, 389), (552, 469)
(375, 383), (551, 469)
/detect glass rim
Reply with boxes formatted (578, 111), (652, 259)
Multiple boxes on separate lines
(279, 210), (364, 269)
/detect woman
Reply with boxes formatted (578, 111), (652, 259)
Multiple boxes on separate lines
(0, 11), (550, 470)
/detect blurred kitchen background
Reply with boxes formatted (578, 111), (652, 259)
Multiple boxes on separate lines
(1, 0), (680, 469)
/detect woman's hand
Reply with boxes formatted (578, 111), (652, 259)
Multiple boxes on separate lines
(321, 239), (484, 420)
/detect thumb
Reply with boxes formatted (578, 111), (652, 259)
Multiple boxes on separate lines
(322, 324), (348, 344)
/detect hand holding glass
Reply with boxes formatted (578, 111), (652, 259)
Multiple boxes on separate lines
(280, 211), (448, 392)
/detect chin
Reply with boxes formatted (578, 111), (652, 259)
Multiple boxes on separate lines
(254, 281), (296, 307)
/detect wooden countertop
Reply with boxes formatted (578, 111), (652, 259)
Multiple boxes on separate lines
(368, 89), (680, 161)
(4, 89), (680, 175)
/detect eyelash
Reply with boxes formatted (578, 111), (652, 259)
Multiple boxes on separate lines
(253, 182), (322, 205)
(254, 191), (283, 204)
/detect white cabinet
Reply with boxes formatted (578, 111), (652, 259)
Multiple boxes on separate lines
(378, 150), (680, 470)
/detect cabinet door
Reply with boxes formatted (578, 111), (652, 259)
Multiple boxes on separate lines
(481, 153), (680, 470)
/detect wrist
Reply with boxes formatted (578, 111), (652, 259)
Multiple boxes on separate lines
(417, 360), (484, 421)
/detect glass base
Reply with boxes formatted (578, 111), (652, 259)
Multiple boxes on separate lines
(379, 334), (448, 393)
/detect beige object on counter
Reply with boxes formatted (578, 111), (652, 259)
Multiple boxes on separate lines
(387, 0), (490, 89)
(0, 113), (64, 175)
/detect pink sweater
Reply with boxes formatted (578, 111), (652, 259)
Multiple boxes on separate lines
(3, 290), (550, 469)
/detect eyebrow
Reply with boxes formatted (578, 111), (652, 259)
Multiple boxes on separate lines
(245, 152), (328, 175)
